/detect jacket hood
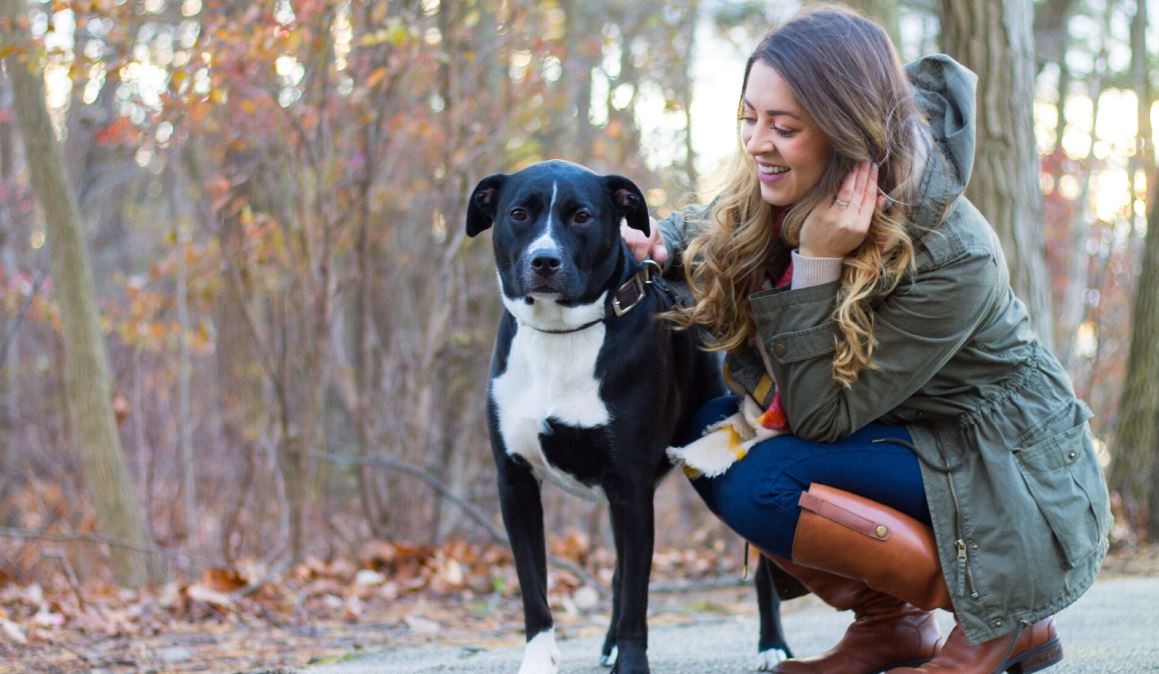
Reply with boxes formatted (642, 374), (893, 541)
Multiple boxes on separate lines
(904, 54), (978, 230)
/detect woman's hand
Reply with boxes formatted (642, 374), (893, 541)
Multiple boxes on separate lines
(798, 161), (886, 258)
(622, 217), (670, 264)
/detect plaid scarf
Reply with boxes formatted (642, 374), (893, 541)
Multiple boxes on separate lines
(666, 260), (793, 478)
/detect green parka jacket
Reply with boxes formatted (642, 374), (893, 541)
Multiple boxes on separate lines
(657, 54), (1112, 645)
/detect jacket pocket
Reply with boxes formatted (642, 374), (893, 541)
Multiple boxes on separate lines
(1013, 419), (1107, 569)
(760, 324), (837, 365)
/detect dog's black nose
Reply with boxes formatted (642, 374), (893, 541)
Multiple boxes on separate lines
(530, 253), (563, 275)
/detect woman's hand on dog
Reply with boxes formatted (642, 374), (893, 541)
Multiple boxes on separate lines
(622, 217), (669, 264)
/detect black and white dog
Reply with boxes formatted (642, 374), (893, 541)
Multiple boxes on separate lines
(466, 160), (796, 674)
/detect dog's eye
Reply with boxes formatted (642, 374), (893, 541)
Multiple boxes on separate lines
(509, 207), (528, 222)
(573, 210), (592, 225)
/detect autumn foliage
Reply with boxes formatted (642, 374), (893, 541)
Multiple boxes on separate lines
(0, 0), (1155, 670)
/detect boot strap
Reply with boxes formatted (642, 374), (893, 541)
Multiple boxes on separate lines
(799, 491), (893, 541)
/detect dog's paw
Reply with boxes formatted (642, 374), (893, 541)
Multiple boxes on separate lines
(518, 630), (561, 674)
(755, 648), (789, 671)
(599, 644), (618, 667)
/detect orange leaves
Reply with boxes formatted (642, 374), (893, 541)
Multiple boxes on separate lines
(105, 242), (217, 353)
(184, 567), (248, 609)
(365, 66), (389, 89)
(200, 567), (248, 594)
(0, 528), (753, 670)
(549, 529), (593, 567)
(93, 116), (138, 146)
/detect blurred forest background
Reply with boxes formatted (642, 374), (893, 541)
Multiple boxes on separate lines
(0, 0), (1157, 625)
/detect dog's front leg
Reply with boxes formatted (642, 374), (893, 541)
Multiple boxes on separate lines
(607, 481), (654, 674)
(600, 545), (623, 666)
(496, 456), (560, 674)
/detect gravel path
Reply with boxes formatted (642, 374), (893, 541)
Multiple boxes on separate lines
(295, 575), (1158, 673)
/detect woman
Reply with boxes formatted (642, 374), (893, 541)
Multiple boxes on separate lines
(625, 7), (1112, 674)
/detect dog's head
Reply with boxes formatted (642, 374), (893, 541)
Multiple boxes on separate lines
(466, 160), (649, 307)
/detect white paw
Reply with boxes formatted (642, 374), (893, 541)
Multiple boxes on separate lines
(599, 644), (618, 667)
(756, 648), (789, 671)
(519, 629), (561, 674)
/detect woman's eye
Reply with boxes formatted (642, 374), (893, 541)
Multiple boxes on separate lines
(738, 116), (756, 125)
(574, 211), (592, 224)
(774, 126), (797, 138)
(510, 207), (528, 221)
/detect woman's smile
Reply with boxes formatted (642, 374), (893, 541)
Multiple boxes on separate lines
(756, 160), (790, 184)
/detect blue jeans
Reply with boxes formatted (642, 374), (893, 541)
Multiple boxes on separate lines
(683, 396), (931, 559)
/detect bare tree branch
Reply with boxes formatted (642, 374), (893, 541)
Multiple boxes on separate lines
(310, 450), (605, 592)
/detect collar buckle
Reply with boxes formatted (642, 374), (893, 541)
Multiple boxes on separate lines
(612, 259), (662, 317)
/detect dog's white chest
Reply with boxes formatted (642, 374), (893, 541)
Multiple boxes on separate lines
(491, 324), (610, 501)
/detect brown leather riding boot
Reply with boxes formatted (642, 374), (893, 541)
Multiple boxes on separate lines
(791, 483), (954, 612)
(885, 617), (1063, 673)
(767, 555), (941, 674)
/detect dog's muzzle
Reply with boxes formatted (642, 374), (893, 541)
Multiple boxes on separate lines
(522, 250), (566, 293)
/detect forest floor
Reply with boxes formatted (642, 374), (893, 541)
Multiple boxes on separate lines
(2, 539), (1157, 674)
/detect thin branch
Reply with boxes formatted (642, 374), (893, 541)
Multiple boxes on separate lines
(223, 259), (286, 410)
(41, 549), (86, 610)
(230, 556), (294, 599)
(309, 450), (506, 544)
(0, 527), (198, 562)
(310, 450), (605, 592)
(0, 266), (48, 367)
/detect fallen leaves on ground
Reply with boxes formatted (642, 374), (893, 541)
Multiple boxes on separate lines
(0, 533), (748, 673)
(4, 537), (1153, 674)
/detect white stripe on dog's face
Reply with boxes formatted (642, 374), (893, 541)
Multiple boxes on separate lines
(526, 181), (559, 255)
(518, 629), (561, 674)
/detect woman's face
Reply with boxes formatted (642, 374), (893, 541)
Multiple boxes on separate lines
(740, 60), (831, 207)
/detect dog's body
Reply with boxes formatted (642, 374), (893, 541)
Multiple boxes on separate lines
(467, 160), (794, 674)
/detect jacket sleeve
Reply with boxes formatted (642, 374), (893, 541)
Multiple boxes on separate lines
(750, 243), (1000, 442)
(656, 202), (712, 275)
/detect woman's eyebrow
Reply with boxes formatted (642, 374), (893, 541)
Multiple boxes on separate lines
(741, 98), (801, 119)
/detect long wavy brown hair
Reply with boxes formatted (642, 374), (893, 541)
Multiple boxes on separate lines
(672, 6), (931, 388)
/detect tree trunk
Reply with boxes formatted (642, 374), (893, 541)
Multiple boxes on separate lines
(166, 163), (196, 553)
(1110, 178), (1159, 537)
(1118, 0), (1158, 539)
(1031, 0), (1076, 73)
(560, 0), (598, 165)
(1057, 1), (1112, 365)
(680, 0), (700, 191)
(939, 0), (1054, 349)
(2, 0), (163, 586)
(213, 147), (265, 561)
(0, 74), (17, 495)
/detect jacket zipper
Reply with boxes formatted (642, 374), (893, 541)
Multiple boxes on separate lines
(946, 473), (980, 599)
(871, 435), (979, 600)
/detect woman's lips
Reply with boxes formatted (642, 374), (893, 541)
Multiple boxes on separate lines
(757, 163), (789, 184)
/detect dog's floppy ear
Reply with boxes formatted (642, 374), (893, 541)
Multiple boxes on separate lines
(604, 174), (649, 235)
(467, 174), (507, 237)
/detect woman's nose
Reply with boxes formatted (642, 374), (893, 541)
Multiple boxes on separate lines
(746, 126), (773, 155)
